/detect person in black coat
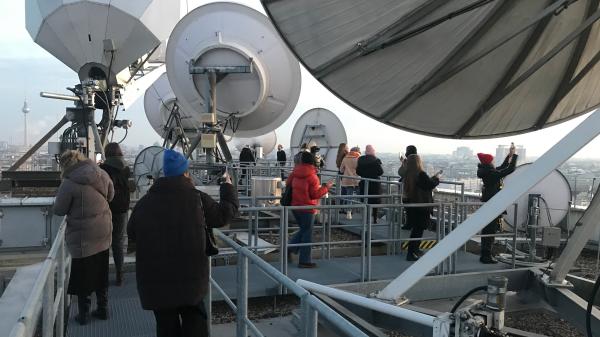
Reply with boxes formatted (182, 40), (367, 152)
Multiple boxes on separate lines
(403, 154), (440, 261)
(277, 144), (287, 179)
(239, 146), (255, 184)
(476, 147), (518, 264)
(99, 143), (131, 286)
(356, 145), (384, 223)
(127, 149), (239, 337)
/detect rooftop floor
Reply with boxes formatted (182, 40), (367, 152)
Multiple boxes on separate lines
(67, 252), (509, 337)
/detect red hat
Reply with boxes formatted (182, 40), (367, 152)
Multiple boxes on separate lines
(477, 153), (494, 165)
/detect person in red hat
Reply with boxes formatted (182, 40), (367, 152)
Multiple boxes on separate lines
(476, 144), (518, 264)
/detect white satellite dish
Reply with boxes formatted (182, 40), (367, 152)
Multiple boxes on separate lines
(503, 163), (571, 229)
(165, 2), (301, 137)
(144, 72), (202, 138)
(26, 0), (179, 85)
(133, 146), (165, 193)
(232, 131), (278, 157)
(290, 108), (347, 171)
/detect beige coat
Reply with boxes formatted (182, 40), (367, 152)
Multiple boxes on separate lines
(54, 160), (114, 258)
(339, 152), (360, 187)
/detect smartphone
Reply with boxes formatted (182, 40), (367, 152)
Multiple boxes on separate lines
(436, 169), (443, 176)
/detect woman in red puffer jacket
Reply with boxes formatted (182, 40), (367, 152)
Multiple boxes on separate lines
(287, 152), (333, 268)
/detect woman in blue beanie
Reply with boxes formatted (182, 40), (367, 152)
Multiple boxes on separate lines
(128, 149), (239, 337)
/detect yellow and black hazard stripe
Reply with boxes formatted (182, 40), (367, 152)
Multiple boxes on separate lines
(401, 240), (437, 250)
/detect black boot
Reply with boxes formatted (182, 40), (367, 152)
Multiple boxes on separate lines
(480, 255), (498, 264)
(115, 269), (123, 287)
(92, 288), (109, 320)
(75, 296), (91, 325)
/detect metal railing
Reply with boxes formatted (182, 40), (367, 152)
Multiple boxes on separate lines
(218, 197), (523, 283)
(9, 219), (70, 337)
(211, 228), (369, 337)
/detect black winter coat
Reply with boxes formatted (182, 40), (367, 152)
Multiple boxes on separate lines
(239, 148), (255, 164)
(277, 150), (287, 163)
(100, 157), (131, 214)
(405, 171), (440, 228)
(477, 154), (518, 202)
(127, 176), (239, 310)
(356, 155), (384, 203)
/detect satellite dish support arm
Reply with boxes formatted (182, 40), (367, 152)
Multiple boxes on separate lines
(8, 116), (69, 171)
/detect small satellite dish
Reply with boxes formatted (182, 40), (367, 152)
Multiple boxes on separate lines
(503, 163), (571, 229)
(144, 72), (201, 138)
(290, 108), (347, 171)
(133, 146), (165, 193)
(165, 2), (301, 138)
(26, 0), (179, 84)
(232, 131), (278, 156)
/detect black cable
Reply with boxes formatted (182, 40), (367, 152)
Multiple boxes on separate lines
(450, 285), (487, 313)
(587, 272), (600, 337)
(116, 128), (128, 144)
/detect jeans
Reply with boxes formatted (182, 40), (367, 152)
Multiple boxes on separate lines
(153, 297), (209, 337)
(340, 186), (357, 207)
(111, 212), (128, 274)
(290, 211), (315, 264)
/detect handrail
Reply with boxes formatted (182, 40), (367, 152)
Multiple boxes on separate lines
(214, 229), (369, 337)
(9, 218), (69, 337)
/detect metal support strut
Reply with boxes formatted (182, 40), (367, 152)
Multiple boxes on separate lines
(377, 108), (600, 301)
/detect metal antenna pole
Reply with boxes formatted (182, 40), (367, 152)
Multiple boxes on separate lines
(377, 108), (600, 301)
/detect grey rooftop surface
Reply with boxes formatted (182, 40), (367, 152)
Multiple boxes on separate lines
(67, 252), (508, 337)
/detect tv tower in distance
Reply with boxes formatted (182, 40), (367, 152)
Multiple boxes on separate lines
(22, 99), (30, 148)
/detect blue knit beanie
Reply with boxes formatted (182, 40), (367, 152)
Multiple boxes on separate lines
(163, 149), (189, 177)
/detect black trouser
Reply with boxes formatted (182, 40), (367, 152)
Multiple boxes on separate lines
(111, 212), (128, 275)
(406, 208), (428, 255)
(78, 288), (108, 313)
(153, 298), (209, 337)
(408, 226), (425, 255)
(481, 217), (501, 258)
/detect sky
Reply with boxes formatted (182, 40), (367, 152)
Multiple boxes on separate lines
(1, 1), (600, 159)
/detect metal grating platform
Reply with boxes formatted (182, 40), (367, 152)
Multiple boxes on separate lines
(67, 253), (509, 337)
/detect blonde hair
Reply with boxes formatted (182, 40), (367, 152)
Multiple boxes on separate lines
(59, 150), (87, 175)
(403, 154), (425, 200)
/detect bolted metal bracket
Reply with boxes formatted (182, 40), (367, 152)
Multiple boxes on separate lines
(540, 274), (574, 289)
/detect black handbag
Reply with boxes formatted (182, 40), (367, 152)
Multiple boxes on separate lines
(195, 190), (219, 256)
(281, 185), (293, 206)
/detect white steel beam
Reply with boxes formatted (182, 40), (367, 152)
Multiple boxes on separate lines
(549, 191), (600, 285)
(377, 109), (600, 301)
(296, 279), (435, 327)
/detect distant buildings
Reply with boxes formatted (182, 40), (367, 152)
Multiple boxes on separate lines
(495, 144), (526, 166)
(452, 146), (473, 159)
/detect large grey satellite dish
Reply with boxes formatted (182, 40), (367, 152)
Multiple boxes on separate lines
(232, 131), (278, 157)
(144, 72), (202, 138)
(133, 146), (164, 193)
(166, 2), (301, 138)
(503, 163), (571, 229)
(290, 108), (347, 171)
(26, 0), (179, 85)
(264, 0), (600, 138)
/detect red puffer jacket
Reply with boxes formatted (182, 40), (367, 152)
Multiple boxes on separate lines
(287, 163), (329, 213)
